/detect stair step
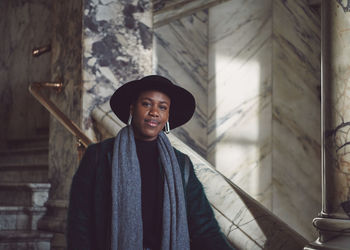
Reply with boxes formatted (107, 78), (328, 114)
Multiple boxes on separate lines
(0, 183), (50, 207)
(0, 230), (52, 250)
(0, 206), (46, 230)
(6, 135), (49, 149)
(0, 147), (48, 166)
(0, 163), (48, 183)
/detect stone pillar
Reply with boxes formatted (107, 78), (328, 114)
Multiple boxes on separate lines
(306, 0), (350, 249)
(38, 0), (153, 249)
(37, 1), (83, 249)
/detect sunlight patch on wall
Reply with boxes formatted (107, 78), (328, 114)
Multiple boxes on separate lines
(211, 56), (263, 194)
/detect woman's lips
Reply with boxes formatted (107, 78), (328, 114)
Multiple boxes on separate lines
(145, 119), (159, 127)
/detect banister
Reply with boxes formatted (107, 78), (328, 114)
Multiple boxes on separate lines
(29, 82), (95, 150)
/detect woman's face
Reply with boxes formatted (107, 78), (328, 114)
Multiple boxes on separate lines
(130, 90), (170, 141)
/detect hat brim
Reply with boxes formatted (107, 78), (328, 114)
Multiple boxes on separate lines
(110, 75), (196, 129)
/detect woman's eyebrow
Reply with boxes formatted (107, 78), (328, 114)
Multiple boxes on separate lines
(159, 100), (169, 105)
(140, 97), (152, 102)
(141, 97), (169, 105)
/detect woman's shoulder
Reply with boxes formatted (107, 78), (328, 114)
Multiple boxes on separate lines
(86, 137), (115, 154)
(173, 147), (187, 157)
(173, 147), (192, 172)
(80, 137), (115, 168)
(173, 147), (189, 162)
(77, 137), (115, 176)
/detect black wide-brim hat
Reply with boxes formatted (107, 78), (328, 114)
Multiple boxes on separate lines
(110, 75), (196, 129)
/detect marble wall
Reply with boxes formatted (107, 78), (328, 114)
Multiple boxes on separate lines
(153, 0), (182, 12)
(48, 0), (83, 206)
(207, 0), (273, 209)
(207, 0), (320, 240)
(0, 0), (51, 144)
(154, 9), (208, 156)
(82, 0), (153, 141)
(272, 0), (321, 239)
(154, 0), (321, 241)
(39, 1), (83, 249)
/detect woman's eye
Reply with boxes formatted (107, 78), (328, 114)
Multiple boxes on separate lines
(142, 102), (151, 107)
(159, 105), (168, 111)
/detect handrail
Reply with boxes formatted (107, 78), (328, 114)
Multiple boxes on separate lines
(29, 82), (95, 150)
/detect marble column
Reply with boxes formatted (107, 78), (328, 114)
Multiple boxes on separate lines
(306, 0), (350, 249)
(37, 1), (83, 249)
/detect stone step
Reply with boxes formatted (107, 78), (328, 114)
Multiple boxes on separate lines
(0, 206), (46, 230)
(0, 147), (48, 166)
(6, 135), (49, 150)
(0, 163), (48, 183)
(0, 230), (52, 250)
(0, 183), (50, 207)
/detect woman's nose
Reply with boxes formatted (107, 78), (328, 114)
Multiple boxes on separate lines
(149, 106), (159, 117)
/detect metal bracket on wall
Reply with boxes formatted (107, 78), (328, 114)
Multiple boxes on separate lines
(32, 44), (51, 57)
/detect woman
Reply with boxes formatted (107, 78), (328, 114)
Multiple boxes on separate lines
(67, 75), (234, 250)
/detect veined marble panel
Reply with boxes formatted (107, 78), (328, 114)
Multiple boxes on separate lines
(153, 0), (183, 12)
(82, 0), (153, 140)
(153, 0), (230, 28)
(272, 0), (321, 240)
(207, 0), (321, 241)
(154, 10), (208, 157)
(49, 0), (83, 203)
(207, 0), (273, 208)
(0, 0), (51, 143)
(91, 101), (124, 141)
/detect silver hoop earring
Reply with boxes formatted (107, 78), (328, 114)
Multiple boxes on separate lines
(127, 114), (132, 126)
(165, 121), (170, 134)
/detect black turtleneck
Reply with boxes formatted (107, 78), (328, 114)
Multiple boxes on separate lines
(135, 138), (162, 250)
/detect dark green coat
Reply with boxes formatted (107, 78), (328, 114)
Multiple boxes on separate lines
(67, 137), (234, 250)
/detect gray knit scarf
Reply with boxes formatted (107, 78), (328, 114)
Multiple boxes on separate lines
(111, 126), (190, 250)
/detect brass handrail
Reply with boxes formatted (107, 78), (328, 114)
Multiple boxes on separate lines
(29, 82), (95, 149)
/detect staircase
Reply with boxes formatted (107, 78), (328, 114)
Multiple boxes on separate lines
(0, 136), (53, 249)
